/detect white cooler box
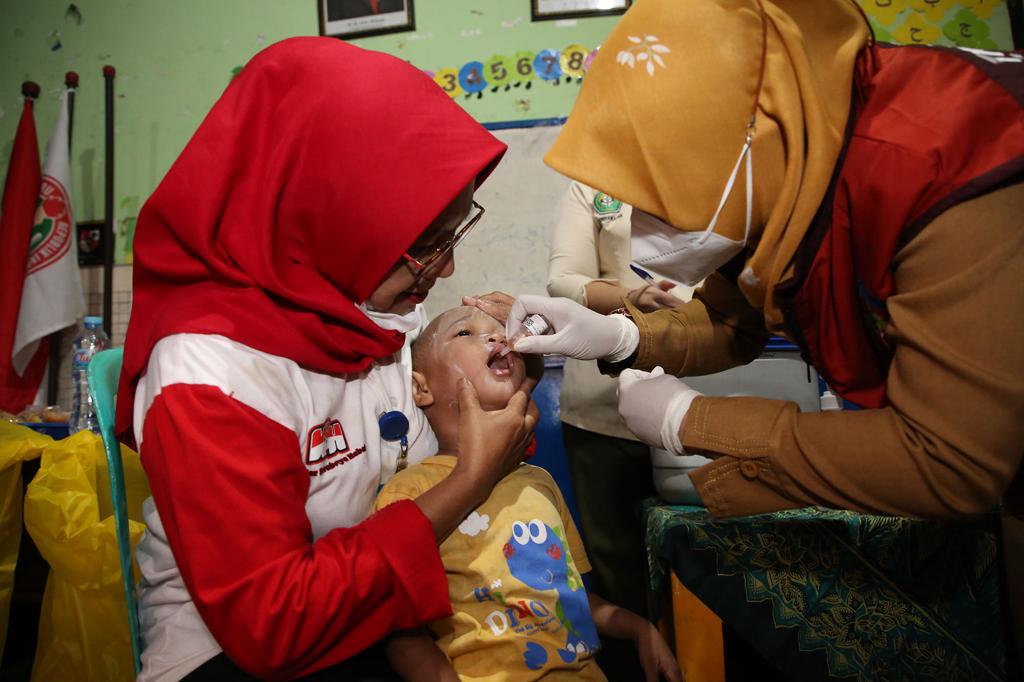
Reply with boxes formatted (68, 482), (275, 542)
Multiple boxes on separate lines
(652, 342), (821, 505)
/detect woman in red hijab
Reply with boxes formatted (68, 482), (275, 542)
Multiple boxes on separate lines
(116, 37), (534, 680)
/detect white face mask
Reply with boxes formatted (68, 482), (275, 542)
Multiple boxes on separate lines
(357, 301), (425, 334)
(631, 131), (754, 286)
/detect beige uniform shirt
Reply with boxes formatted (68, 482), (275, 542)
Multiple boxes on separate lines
(547, 182), (642, 439)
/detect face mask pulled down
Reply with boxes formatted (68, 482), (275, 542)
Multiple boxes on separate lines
(358, 301), (425, 335)
(630, 131), (754, 286)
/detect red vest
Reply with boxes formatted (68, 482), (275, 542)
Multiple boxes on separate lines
(777, 44), (1024, 408)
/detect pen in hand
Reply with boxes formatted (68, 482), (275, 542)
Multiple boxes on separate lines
(629, 263), (656, 283)
(630, 264), (675, 292)
(627, 264), (684, 312)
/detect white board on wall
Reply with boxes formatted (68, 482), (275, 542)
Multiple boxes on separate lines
(424, 124), (571, 318)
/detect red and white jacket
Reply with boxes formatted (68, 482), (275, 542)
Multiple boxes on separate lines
(778, 43), (1024, 408)
(133, 333), (449, 681)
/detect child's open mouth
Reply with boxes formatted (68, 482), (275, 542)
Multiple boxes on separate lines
(486, 346), (513, 377)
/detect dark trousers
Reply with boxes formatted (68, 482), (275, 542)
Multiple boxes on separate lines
(563, 422), (657, 682)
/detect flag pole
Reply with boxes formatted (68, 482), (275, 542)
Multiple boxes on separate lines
(45, 72), (79, 405)
(65, 72), (77, 147)
(102, 65), (115, 340)
(65, 71), (76, 144)
(21, 81), (39, 101)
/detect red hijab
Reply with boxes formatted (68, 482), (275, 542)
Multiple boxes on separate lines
(116, 37), (506, 439)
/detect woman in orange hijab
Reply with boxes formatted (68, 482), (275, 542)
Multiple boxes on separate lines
(500, 0), (1024, 523)
(118, 37), (537, 680)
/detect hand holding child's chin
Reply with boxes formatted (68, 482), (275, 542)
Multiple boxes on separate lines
(452, 377), (538, 492)
(523, 352), (544, 383)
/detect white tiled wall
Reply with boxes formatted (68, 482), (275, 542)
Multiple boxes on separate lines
(423, 125), (562, 318)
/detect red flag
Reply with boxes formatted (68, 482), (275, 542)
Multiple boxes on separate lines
(0, 85), (45, 413)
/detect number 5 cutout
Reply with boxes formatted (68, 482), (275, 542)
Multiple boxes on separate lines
(485, 55), (512, 91)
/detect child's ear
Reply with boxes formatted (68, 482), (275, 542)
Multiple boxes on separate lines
(411, 370), (434, 408)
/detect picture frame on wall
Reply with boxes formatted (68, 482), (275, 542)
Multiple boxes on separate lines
(531, 0), (631, 22)
(76, 220), (105, 267)
(318, 0), (415, 40)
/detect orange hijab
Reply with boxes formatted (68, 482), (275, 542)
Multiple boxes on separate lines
(546, 0), (870, 330)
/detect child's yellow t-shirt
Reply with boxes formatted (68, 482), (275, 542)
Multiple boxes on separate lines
(375, 456), (606, 681)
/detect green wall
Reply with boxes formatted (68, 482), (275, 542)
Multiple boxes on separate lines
(0, 0), (1015, 261)
(0, 0), (621, 260)
(1, 1), (314, 259)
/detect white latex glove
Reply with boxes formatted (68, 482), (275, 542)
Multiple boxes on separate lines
(507, 294), (639, 362)
(618, 367), (701, 455)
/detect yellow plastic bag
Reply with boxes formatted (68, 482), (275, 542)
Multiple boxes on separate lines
(0, 421), (52, 665)
(23, 429), (149, 682)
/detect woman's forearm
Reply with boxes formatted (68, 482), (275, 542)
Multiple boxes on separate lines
(584, 280), (631, 314)
(414, 468), (487, 542)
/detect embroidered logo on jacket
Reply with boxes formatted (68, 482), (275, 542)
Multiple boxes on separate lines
(305, 419), (350, 465)
(304, 419), (367, 477)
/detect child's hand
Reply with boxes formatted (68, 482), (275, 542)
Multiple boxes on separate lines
(635, 621), (684, 682)
(588, 592), (683, 682)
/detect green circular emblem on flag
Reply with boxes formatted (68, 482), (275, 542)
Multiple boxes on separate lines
(593, 192), (622, 215)
(28, 176), (72, 276)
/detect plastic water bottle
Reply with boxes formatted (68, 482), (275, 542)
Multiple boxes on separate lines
(69, 316), (110, 434)
(819, 385), (844, 412)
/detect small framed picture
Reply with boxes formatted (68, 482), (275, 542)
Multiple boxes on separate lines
(531, 0), (631, 22)
(318, 0), (415, 40)
(77, 220), (105, 267)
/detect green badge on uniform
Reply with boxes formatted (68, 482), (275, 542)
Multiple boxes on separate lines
(593, 192), (622, 215)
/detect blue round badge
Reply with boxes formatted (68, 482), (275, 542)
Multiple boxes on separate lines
(378, 411), (410, 443)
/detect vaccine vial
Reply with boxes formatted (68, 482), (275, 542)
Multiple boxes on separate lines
(519, 313), (551, 337)
(502, 313), (553, 356)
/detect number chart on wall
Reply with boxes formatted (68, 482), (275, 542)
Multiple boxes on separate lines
(860, 0), (1013, 49)
(351, 0), (1015, 127)
(348, 2), (623, 126)
(430, 44), (591, 105)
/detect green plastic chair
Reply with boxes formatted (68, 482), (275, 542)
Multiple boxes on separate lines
(87, 348), (142, 674)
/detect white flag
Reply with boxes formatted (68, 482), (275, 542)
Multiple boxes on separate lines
(12, 88), (85, 374)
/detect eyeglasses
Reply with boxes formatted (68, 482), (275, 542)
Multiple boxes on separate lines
(402, 200), (485, 283)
